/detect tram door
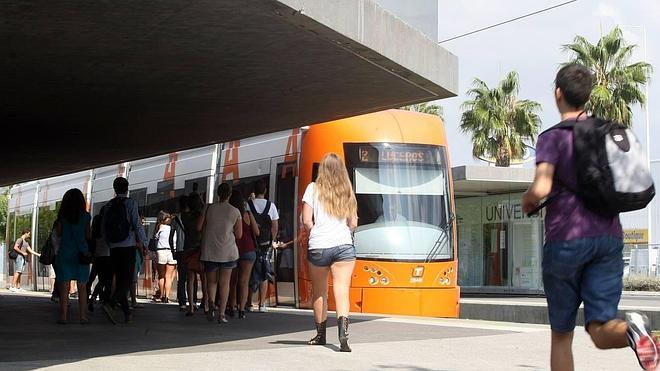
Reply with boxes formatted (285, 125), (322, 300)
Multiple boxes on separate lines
(270, 157), (297, 306)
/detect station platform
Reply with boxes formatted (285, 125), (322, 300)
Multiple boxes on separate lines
(0, 290), (642, 370)
(461, 292), (660, 328)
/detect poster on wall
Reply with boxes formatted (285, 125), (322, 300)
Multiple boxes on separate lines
(512, 223), (540, 288)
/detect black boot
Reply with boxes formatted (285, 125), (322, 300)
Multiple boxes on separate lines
(308, 320), (327, 345)
(338, 316), (351, 352)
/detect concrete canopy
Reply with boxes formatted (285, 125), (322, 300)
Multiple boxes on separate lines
(1, 0), (457, 186)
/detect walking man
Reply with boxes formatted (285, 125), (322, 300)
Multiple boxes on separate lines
(103, 177), (148, 324)
(523, 64), (658, 370)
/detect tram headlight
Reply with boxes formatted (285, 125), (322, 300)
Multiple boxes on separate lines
(368, 277), (378, 285)
(380, 277), (389, 285)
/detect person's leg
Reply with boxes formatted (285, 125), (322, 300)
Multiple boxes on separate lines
(58, 280), (71, 322)
(259, 280), (268, 308)
(308, 263), (330, 323)
(156, 264), (166, 300)
(77, 282), (88, 322)
(542, 240), (586, 371)
(551, 331), (574, 371)
(582, 237), (657, 369)
(114, 247), (135, 320)
(218, 267), (233, 322)
(87, 263), (98, 299)
(205, 268), (219, 319)
(176, 253), (187, 308)
(587, 321), (629, 348)
(14, 272), (21, 289)
(330, 260), (355, 318)
(238, 260), (255, 317)
(187, 270), (196, 314)
(228, 267), (238, 313)
(165, 264), (176, 300)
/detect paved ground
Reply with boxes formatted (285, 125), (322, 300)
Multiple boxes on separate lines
(0, 290), (644, 370)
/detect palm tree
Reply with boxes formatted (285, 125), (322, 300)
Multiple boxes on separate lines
(563, 27), (652, 127)
(401, 101), (444, 120)
(460, 71), (541, 167)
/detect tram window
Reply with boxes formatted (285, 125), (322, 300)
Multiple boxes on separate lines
(129, 188), (147, 217)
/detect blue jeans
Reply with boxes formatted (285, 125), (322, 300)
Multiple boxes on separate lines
(542, 236), (624, 332)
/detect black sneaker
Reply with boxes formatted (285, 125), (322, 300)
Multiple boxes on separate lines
(626, 312), (659, 370)
(238, 310), (246, 319)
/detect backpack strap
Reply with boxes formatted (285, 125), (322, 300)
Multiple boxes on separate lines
(248, 200), (258, 216)
(261, 200), (271, 219)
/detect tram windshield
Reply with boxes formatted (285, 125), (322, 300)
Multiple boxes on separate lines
(343, 143), (453, 262)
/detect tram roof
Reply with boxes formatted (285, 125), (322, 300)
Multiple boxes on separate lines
(0, 0), (457, 186)
(452, 166), (534, 197)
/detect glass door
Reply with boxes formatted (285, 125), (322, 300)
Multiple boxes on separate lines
(270, 157), (297, 306)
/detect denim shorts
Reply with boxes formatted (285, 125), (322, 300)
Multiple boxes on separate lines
(307, 244), (356, 267)
(239, 251), (256, 262)
(14, 255), (26, 273)
(203, 260), (237, 272)
(542, 236), (624, 332)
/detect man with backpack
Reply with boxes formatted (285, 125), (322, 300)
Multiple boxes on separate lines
(523, 64), (657, 370)
(247, 180), (279, 312)
(102, 177), (148, 324)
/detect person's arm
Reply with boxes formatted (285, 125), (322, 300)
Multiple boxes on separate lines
(245, 212), (260, 237)
(130, 200), (148, 248)
(26, 244), (41, 257)
(197, 207), (207, 232)
(233, 214), (243, 240)
(271, 220), (278, 242)
(522, 162), (556, 214)
(302, 203), (314, 232)
(347, 214), (358, 231)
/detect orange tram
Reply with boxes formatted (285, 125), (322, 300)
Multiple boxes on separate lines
(296, 110), (459, 317)
(5, 109), (458, 317)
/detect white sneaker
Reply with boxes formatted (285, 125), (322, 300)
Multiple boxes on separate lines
(16, 288), (24, 292)
(258, 305), (268, 313)
(8, 287), (16, 292)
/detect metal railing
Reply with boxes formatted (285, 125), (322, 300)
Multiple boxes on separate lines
(624, 243), (660, 277)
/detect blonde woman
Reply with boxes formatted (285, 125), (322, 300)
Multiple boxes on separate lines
(302, 153), (358, 352)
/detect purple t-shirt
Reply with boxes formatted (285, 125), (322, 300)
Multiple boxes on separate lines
(535, 126), (622, 242)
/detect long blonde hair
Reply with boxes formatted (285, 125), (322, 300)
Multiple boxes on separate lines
(314, 153), (357, 220)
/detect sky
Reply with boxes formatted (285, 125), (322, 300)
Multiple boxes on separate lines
(432, 0), (659, 167)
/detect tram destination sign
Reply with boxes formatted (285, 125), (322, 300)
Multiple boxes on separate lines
(359, 145), (439, 165)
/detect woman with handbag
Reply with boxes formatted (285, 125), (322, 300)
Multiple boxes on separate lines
(54, 188), (92, 325)
(302, 153), (358, 352)
(153, 211), (177, 303)
(182, 193), (206, 316)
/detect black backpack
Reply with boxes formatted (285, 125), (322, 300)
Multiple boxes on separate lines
(248, 200), (273, 248)
(8, 239), (20, 260)
(537, 116), (655, 216)
(104, 197), (131, 243)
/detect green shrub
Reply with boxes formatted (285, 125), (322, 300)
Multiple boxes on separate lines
(624, 276), (660, 292)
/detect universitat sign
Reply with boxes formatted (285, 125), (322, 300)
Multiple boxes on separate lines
(484, 202), (542, 223)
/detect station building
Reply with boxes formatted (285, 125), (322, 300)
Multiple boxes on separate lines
(453, 163), (660, 294)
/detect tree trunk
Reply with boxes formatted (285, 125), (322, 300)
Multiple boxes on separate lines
(495, 145), (510, 167)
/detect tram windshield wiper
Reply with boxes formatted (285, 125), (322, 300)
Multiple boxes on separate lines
(425, 213), (455, 263)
